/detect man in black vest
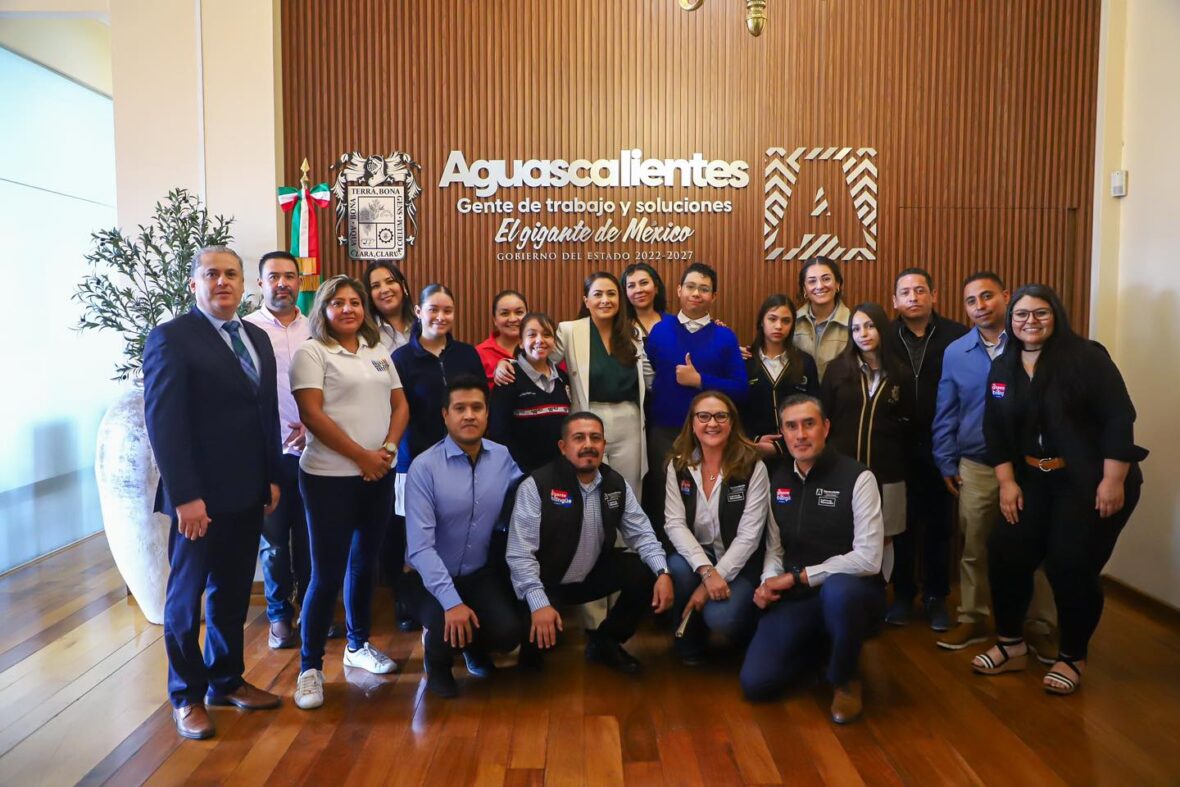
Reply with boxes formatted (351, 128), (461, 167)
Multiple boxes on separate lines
(739, 395), (885, 724)
(506, 412), (674, 673)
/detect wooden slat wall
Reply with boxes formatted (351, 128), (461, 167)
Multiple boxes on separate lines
(281, 0), (1100, 342)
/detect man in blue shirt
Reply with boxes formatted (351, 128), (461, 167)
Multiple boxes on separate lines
(644, 262), (748, 534)
(405, 377), (524, 698)
(931, 272), (1056, 656)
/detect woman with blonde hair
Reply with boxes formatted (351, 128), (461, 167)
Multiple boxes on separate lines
(664, 390), (769, 664)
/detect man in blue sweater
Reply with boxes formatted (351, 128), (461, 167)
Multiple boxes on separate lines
(643, 262), (748, 534)
(930, 272), (1056, 657)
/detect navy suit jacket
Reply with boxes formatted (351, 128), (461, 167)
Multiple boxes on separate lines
(143, 308), (282, 517)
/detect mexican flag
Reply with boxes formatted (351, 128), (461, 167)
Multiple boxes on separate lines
(277, 181), (330, 313)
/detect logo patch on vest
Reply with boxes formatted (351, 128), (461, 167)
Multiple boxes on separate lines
(603, 490), (623, 510)
(775, 488), (792, 504)
(680, 479), (693, 496)
(726, 483), (747, 503)
(371, 358), (390, 372)
(991, 382), (1007, 399)
(816, 487), (841, 507)
(550, 489), (572, 507)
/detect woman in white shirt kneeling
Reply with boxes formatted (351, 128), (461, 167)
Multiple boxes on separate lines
(664, 391), (770, 665)
(289, 275), (409, 709)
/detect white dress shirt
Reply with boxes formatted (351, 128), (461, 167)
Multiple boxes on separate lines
(677, 311), (712, 333)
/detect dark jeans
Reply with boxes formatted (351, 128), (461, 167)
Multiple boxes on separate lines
(989, 467), (1141, 658)
(740, 574), (885, 699)
(260, 452), (310, 623)
(164, 506), (262, 707)
(408, 563), (522, 667)
(537, 548), (656, 645)
(298, 470), (395, 671)
(667, 552), (759, 653)
(641, 425), (680, 542)
(893, 458), (953, 601)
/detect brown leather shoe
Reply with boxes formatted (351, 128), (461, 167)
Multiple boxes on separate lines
(830, 681), (863, 725)
(173, 704), (215, 739)
(268, 619), (297, 649)
(206, 682), (281, 710)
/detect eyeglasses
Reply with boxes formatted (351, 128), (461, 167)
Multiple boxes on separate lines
(682, 283), (714, 295)
(693, 411), (731, 424)
(1012, 308), (1052, 323)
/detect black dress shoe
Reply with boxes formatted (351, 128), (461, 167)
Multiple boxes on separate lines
(327, 621), (346, 639)
(585, 636), (643, 674)
(463, 649), (495, 678)
(396, 599), (422, 632)
(424, 659), (458, 698)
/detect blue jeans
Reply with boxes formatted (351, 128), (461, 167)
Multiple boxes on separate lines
(667, 552), (758, 653)
(740, 573), (885, 699)
(298, 470), (396, 671)
(259, 452), (310, 623)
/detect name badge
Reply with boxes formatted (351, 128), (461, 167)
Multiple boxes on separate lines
(680, 479), (693, 497)
(816, 487), (840, 508)
(726, 483), (747, 503)
(991, 382), (1007, 399)
(371, 358), (390, 372)
(775, 488), (792, 504)
(550, 489), (572, 507)
(603, 490), (623, 510)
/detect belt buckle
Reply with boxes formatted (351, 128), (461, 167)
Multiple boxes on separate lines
(1037, 457), (1054, 472)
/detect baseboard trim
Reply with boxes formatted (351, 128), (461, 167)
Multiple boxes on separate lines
(1101, 575), (1180, 624)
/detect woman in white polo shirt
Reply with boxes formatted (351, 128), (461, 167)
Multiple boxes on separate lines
(289, 275), (409, 710)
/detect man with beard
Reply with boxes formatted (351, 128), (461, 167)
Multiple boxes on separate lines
(507, 412), (674, 673)
(932, 272), (1057, 656)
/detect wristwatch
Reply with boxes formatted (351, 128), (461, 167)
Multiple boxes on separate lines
(655, 568), (668, 578)
(382, 441), (398, 456)
(790, 567), (804, 587)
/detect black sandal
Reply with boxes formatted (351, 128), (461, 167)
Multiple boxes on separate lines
(972, 638), (1028, 675)
(1044, 654), (1084, 695)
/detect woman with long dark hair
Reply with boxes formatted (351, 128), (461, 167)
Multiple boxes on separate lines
(621, 262), (675, 339)
(821, 302), (913, 577)
(664, 391), (768, 664)
(476, 289), (528, 387)
(290, 275), (409, 709)
(364, 261), (414, 353)
(972, 284), (1146, 695)
(794, 256), (851, 380)
(742, 294), (820, 458)
(488, 312), (571, 473)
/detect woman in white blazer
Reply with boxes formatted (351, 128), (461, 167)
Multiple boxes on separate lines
(495, 271), (651, 493)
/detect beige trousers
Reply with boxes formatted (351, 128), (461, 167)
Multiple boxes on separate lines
(957, 458), (1057, 632)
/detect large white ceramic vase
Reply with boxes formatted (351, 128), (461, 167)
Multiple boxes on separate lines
(94, 380), (170, 624)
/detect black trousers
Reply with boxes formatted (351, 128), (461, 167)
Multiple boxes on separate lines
(892, 456), (953, 600)
(409, 563), (522, 666)
(989, 466), (1141, 658)
(164, 506), (262, 707)
(536, 548), (655, 644)
(641, 425), (680, 544)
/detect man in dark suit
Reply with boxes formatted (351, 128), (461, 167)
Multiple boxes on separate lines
(144, 245), (284, 740)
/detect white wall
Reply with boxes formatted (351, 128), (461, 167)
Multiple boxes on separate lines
(1093, 0), (1180, 608)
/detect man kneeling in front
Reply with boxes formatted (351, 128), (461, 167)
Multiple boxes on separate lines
(506, 412), (674, 672)
(740, 394), (885, 724)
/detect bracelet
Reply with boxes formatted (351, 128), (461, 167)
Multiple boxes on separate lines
(699, 567), (715, 583)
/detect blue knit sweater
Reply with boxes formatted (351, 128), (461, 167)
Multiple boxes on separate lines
(646, 319), (748, 429)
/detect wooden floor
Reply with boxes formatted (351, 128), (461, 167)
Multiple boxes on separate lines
(2, 535), (1179, 786)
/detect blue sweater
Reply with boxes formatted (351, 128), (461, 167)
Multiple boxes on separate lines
(646, 319), (748, 429)
(931, 327), (1007, 477)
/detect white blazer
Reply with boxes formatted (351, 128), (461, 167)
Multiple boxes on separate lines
(553, 317), (654, 474)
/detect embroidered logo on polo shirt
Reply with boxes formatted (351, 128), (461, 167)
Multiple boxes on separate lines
(603, 490), (623, 510)
(680, 479), (693, 496)
(991, 382), (1007, 399)
(726, 483), (747, 503)
(816, 488), (840, 508)
(371, 359), (390, 372)
(550, 489), (572, 507)
(775, 488), (792, 504)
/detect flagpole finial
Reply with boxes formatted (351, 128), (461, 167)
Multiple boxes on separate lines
(300, 158), (310, 187)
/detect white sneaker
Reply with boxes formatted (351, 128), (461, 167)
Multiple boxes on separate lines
(294, 668), (324, 709)
(343, 641), (398, 674)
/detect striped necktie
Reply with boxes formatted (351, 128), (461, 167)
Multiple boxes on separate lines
(221, 321), (260, 390)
